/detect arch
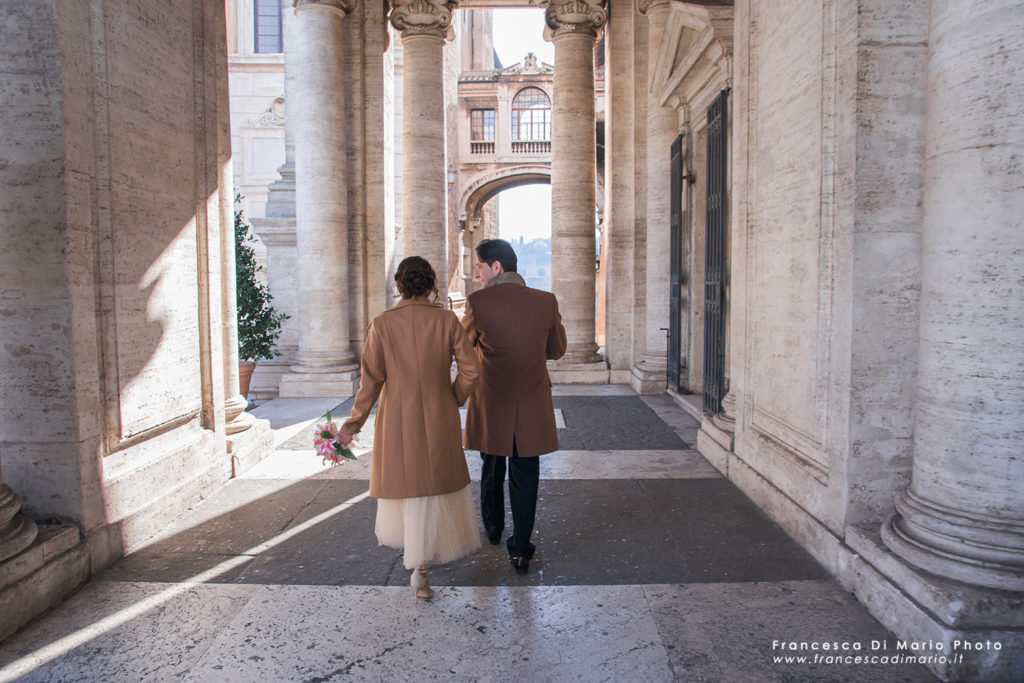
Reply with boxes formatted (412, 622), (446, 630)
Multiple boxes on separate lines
(458, 165), (551, 222)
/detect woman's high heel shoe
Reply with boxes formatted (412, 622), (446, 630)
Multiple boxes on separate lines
(410, 566), (434, 600)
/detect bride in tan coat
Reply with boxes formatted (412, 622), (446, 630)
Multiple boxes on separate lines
(338, 256), (480, 598)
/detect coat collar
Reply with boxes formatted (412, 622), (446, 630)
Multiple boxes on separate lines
(390, 295), (442, 311)
(486, 272), (527, 288)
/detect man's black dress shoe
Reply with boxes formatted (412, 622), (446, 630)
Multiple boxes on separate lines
(510, 556), (529, 574)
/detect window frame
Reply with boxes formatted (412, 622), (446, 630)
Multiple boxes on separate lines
(511, 87), (551, 142)
(254, 0), (283, 54)
(470, 109), (496, 142)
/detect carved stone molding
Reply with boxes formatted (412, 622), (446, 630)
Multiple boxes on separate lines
(389, 0), (457, 40)
(294, 0), (356, 14)
(248, 97), (286, 128)
(636, 0), (672, 15)
(544, 0), (607, 41)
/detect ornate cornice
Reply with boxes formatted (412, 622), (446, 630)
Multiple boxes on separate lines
(543, 0), (607, 41)
(389, 0), (458, 41)
(294, 0), (356, 14)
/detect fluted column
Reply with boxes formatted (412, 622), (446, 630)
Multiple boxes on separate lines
(390, 0), (456, 293)
(630, 0), (676, 393)
(545, 0), (606, 364)
(279, 0), (360, 397)
(882, 0), (1024, 591)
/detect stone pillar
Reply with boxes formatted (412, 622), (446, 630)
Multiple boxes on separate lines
(219, 20), (252, 433)
(247, 1), (301, 401)
(279, 0), (360, 397)
(390, 0), (457, 294)
(265, 0), (299, 219)
(630, 0), (676, 394)
(545, 0), (606, 367)
(882, 0), (1024, 591)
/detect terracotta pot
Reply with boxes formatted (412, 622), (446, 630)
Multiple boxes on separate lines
(238, 360), (256, 399)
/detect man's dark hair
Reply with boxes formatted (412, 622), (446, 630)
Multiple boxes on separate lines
(475, 238), (517, 273)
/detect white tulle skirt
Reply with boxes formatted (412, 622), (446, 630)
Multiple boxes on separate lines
(374, 484), (481, 570)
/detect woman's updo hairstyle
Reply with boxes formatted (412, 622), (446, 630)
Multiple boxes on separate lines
(394, 256), (438, 300)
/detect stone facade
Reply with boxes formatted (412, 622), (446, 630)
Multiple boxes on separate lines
(2, 1), (1021, 678)
(0, 0), (272, 639)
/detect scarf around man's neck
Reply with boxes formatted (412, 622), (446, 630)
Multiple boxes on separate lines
(486, 271), (527, 288)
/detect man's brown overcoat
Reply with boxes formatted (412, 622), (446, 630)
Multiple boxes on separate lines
(462, 273), (567, 458)
(341, 297), (479, 499)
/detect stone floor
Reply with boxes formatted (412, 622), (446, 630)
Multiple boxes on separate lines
(0, 386), (936, 682)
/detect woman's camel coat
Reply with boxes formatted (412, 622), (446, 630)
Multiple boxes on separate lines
(341, 297), (480, 499)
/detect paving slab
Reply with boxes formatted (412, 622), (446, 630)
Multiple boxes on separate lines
(644, 581), (936, 682)
(554, 396), (692, 450)
(185, 584), (674, 682)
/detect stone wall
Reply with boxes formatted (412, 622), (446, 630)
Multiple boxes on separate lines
(0, 0), (241, 569)
(602, 0), (640, 377)
(720, 0), (919, 546)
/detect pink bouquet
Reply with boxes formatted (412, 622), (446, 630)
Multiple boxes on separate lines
(313, 410), (358, 466)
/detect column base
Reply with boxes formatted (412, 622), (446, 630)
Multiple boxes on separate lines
(225, 410), (256, 436)
(882, 489), (1024, 592)
(0, 484), (37, 561)
(548, 359), (609, 384)
(629, 359), (667, 395)
(845, 524), (1024, 682)
(0, 524), (88, 642)
(279, 364), (360, 398)
(224, 395), (250, 434)
(697, 415), (734, 476)
(227, 414), (275, 477)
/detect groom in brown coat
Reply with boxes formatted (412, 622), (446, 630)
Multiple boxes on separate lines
(462, 238), (566, 573)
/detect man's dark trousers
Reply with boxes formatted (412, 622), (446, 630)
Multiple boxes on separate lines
(479, 440), (538, 559)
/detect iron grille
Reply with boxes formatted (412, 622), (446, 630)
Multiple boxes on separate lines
(668, 135), (684, 391)
(703, 91), (728, 415)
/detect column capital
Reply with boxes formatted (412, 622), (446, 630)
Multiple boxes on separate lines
(544, 0), (607, 41)
(294, 0), (355, 13)
(636, 0), (672, 15)
(389, 0), (457, 41)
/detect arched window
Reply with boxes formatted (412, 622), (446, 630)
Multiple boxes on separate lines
(512, 88), (551, 142)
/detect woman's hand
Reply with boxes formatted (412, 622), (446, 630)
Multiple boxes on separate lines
(337, 433), (354, 447)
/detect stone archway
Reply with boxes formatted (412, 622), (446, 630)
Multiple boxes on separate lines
(456, 165), (551, 294)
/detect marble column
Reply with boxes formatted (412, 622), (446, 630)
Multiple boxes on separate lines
(218, 19), (252, 433)
(279, 0), (360, 397)
(264, 0), (299, 219)
(248, 1), (301, 400)
(630, 0), (676, 393)
(390, 0), (457, 294)
(882, 0), (1024, 591)
(545, 0), (606, 365)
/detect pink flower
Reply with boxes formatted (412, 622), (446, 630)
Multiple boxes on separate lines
(312, 411), (358, 466)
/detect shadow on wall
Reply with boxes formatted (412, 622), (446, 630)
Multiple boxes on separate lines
(0, 0), (229, 558)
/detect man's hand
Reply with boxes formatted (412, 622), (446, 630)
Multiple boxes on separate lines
(337, 433), (354, 447)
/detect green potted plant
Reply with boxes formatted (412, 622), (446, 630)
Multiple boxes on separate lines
(235, 196), (288, 398)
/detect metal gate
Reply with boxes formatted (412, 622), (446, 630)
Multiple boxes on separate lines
(703, 91), (728, 415)
(668, 135), (684, 391)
